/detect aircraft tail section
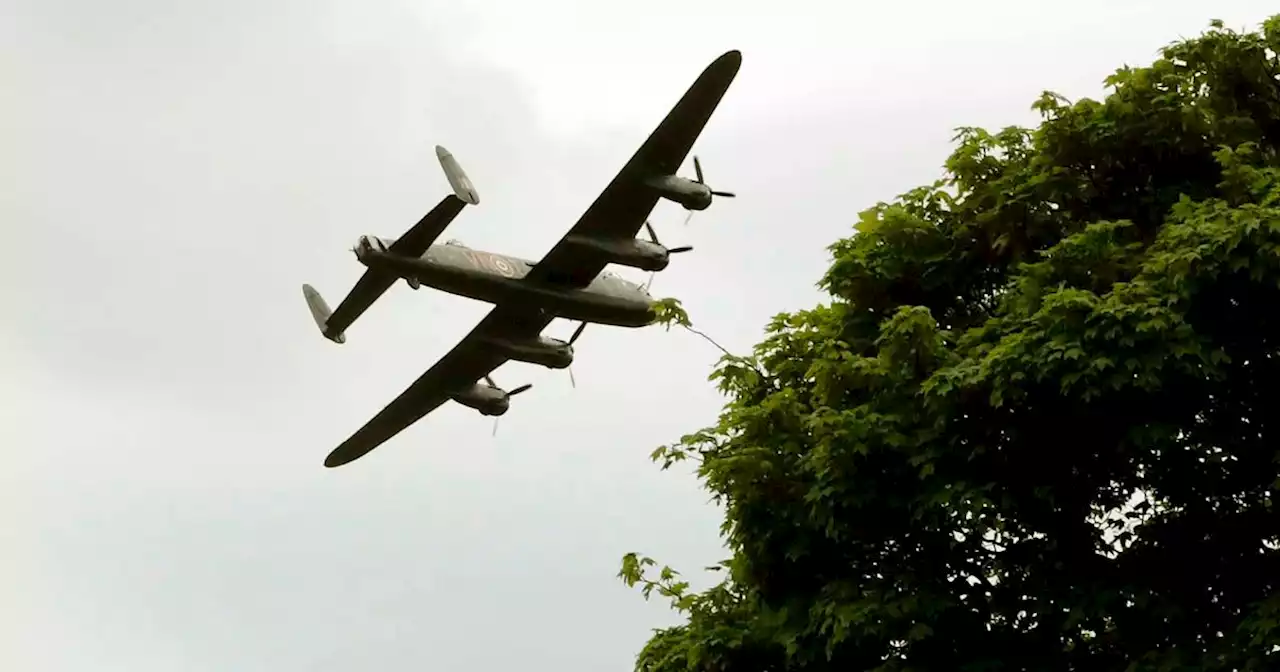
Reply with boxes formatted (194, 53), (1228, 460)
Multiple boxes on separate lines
(300, 145), (475, 346)
(302, 284), (346, 344)
(435, 145), (479, 205)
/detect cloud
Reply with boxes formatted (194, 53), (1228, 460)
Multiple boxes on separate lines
(8, 2), (729, 670)
(7, 1), (1280, 670)
(10, 0), (525, 405)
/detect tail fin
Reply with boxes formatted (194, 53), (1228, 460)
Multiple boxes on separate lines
(435, 145), (479, 205)
(302, 284), (346, 344)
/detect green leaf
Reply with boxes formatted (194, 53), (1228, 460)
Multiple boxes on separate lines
(627, 14), (1280, 672)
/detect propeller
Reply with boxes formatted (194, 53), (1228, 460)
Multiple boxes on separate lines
(485, 374), (533, 398)
(644, 221), (693, 254)
(642, 220), (692, 289)
(693, 156), (735, 198)
(485, 374), (532, 437)
(565, 321), (588, 388)
(681, 156), (736, 226)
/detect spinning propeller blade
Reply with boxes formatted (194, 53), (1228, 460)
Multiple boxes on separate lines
(645, 220), (660, 244)
(508, 383), (533, 396)
(686, 155), (735, 225)
(643, 269), (662, 293)
(565, 321), (589, 389)
(488, 377), (531, 437)
(645, 220), (694, 253)
(485, 374), (531, 397)
(691, 156), (734, 198)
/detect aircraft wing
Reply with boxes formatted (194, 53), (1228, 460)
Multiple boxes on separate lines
(524, 50), (742, 288)
(320, 195), (468, 339)
(323, 302), (553, 468)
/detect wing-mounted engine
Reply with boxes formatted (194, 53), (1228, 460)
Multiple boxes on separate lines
(565, 222), (692, 273)
(645, 156), (735, 213)
(451, 375), (532, 416)
(481, 333), (576, 370)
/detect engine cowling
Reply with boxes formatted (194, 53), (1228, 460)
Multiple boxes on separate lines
(645, 158), (734, 211)
(564, 235), (671, 272)
(451, 383), (509, 416)
(481, 335), (573, 370)
(646, 175), (713, 211)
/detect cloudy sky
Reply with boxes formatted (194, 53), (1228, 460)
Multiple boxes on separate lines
(5, 1), (1276, 669)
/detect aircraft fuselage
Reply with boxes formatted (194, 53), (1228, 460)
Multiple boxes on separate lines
(354, 236), (658, 329)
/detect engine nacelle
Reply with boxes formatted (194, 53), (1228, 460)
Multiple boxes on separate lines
(564, 234), (672, 272)
(451, 383), (510, 416)
(481, 335), (573, 370)
(405, 277), (421, 290)
(645, 175), (714, 211)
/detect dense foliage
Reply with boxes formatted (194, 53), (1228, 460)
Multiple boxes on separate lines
(625, 18), (1280, 671)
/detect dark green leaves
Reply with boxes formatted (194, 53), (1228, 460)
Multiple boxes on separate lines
(629, 16), (1280, 672)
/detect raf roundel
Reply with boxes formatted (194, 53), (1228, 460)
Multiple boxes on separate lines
(492, 256), (515, 278)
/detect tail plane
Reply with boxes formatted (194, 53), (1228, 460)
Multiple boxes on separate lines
(302, 284), (346, 344)
(301, 145), (474, 345)
(436, 145), (479, 205)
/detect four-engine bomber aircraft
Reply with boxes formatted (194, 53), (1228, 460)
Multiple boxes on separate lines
(304, 50), (742, 468)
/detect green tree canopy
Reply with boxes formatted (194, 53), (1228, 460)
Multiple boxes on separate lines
(625, 17), (1280, 671)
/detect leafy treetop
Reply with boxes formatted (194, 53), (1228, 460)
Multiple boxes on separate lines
(629, 16), (1280, 672)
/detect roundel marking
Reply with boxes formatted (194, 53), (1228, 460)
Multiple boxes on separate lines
(491, 255), (515, 278)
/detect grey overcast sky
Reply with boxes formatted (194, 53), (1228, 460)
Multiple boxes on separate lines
(4, 1), (1275, 670)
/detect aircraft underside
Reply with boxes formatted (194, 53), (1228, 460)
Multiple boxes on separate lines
(306, 48), (743, 468)
(361, 249), (658, 329)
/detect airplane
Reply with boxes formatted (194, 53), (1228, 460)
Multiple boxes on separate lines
(303, 49), (742, 468)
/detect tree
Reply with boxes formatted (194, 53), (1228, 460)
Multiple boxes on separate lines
(624, 17), (1280, 671)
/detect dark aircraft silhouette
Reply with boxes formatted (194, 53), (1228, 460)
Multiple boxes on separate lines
(303, 50), (742, 468)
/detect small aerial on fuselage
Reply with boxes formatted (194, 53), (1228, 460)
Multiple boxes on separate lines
(303, 50), (744, 468)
